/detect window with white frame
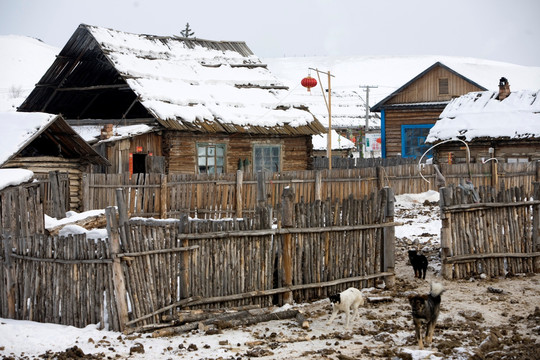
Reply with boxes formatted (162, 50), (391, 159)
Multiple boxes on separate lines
(253, 145), (281, 172)
(197, 143), (225, 174)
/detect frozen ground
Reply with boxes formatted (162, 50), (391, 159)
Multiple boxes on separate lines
(1, 191), (539, 360)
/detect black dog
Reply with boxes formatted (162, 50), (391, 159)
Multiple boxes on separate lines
(408, 250), (428, 279)
(408, 282), (445, 349)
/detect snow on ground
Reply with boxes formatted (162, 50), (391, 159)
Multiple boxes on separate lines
(1, 191), (539, 359)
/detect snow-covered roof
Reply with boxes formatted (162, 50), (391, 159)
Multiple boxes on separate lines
(426, 89), (540, 142)
(20, 24), (323, 135)
(0, 111), (109, 166)
(312, 129), (356, 151)
(0, 112), (57, 165)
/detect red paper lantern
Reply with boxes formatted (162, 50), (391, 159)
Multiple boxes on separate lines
(301, 76), (317, 92)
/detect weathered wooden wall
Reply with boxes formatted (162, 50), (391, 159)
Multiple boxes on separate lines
(163, 132), (313, 174)
(94, 132), (163, 174)
(439, 183), (540, 280)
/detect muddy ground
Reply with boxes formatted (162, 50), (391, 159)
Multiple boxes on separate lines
(2, 200), (540, 360)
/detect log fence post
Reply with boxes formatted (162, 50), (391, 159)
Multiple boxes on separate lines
(160, 174), (167, 219)
(491, 159), (499, 189)
(377, 167), (385, 190)
(314, 171), (322, 201)
(49, 171), (66, 219)
(281, 187), (294, 305)
(533, 182), (540, 272)
(82, 173), (89, 212)
(2, 231), (16, 318)
(382, 187), (395, 289)
(236, 170), (243, 218)
(439, 187), (453, 279)
(179, 214), (191, 299)
(105, 205), (129, 332)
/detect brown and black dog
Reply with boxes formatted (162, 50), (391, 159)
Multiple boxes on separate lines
(408, 282), (444, 349)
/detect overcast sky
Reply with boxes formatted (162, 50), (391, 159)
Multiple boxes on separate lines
(1, 0), (539, 66)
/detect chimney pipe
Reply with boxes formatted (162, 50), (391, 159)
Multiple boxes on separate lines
(100, 124), (114, 140)
(497, 77), (510, 100)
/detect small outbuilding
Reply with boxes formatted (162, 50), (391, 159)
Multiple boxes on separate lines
(426, 78), (540, 164)
(0, 112), (109, 211)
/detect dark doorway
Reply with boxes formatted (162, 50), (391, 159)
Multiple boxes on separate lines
(133, 153), (147, 173)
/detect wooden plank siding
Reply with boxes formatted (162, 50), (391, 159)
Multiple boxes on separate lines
(386, 66), (483, 105)
(384, 108), (443, 158)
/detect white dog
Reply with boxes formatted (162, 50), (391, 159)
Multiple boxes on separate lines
(326, 287), (364, 329)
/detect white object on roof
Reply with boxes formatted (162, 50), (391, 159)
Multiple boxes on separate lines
(426, 89), (540, 142)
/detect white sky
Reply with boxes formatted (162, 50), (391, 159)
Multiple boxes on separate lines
(0, 0), (539, 66)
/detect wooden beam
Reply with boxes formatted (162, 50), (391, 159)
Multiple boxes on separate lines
(37, 84), (130, 91)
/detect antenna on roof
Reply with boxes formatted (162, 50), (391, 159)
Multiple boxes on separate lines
(180, 23), (195, 38)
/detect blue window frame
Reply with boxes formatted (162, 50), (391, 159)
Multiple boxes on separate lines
(401, 124), (433, 158)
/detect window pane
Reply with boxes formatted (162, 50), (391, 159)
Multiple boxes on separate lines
(208, 147), (215, 156)
(254, 145), (280, 172)
(217, 146), (224, 157)
(198, 146), (206, 156)
(402, 127), (433, 158)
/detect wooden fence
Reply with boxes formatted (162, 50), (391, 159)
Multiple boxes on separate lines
(1, 185), (396, 332)
(439, 183), (540, 280)
(81, 161), (540, 220)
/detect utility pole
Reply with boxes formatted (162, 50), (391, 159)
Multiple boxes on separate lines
(359, 85), (378, 158)
(310, 68), (335, 169)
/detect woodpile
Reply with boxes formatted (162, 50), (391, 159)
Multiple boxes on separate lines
(144, 307), (308, 337)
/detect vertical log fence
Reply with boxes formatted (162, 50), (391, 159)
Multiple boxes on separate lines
(440, 182), (540, 279)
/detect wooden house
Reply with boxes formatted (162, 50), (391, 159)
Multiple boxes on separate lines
(371, 62), (486, 158)
(0, 112), (109, 211)
(18, 24), (325, 175)
(426, 78), (540, 164)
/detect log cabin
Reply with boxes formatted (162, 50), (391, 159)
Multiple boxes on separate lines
(18, 24), (325, 175)
(426, 78), (540, 164)
(371, 62), (486, 159)
(0, 112), (109, 211)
